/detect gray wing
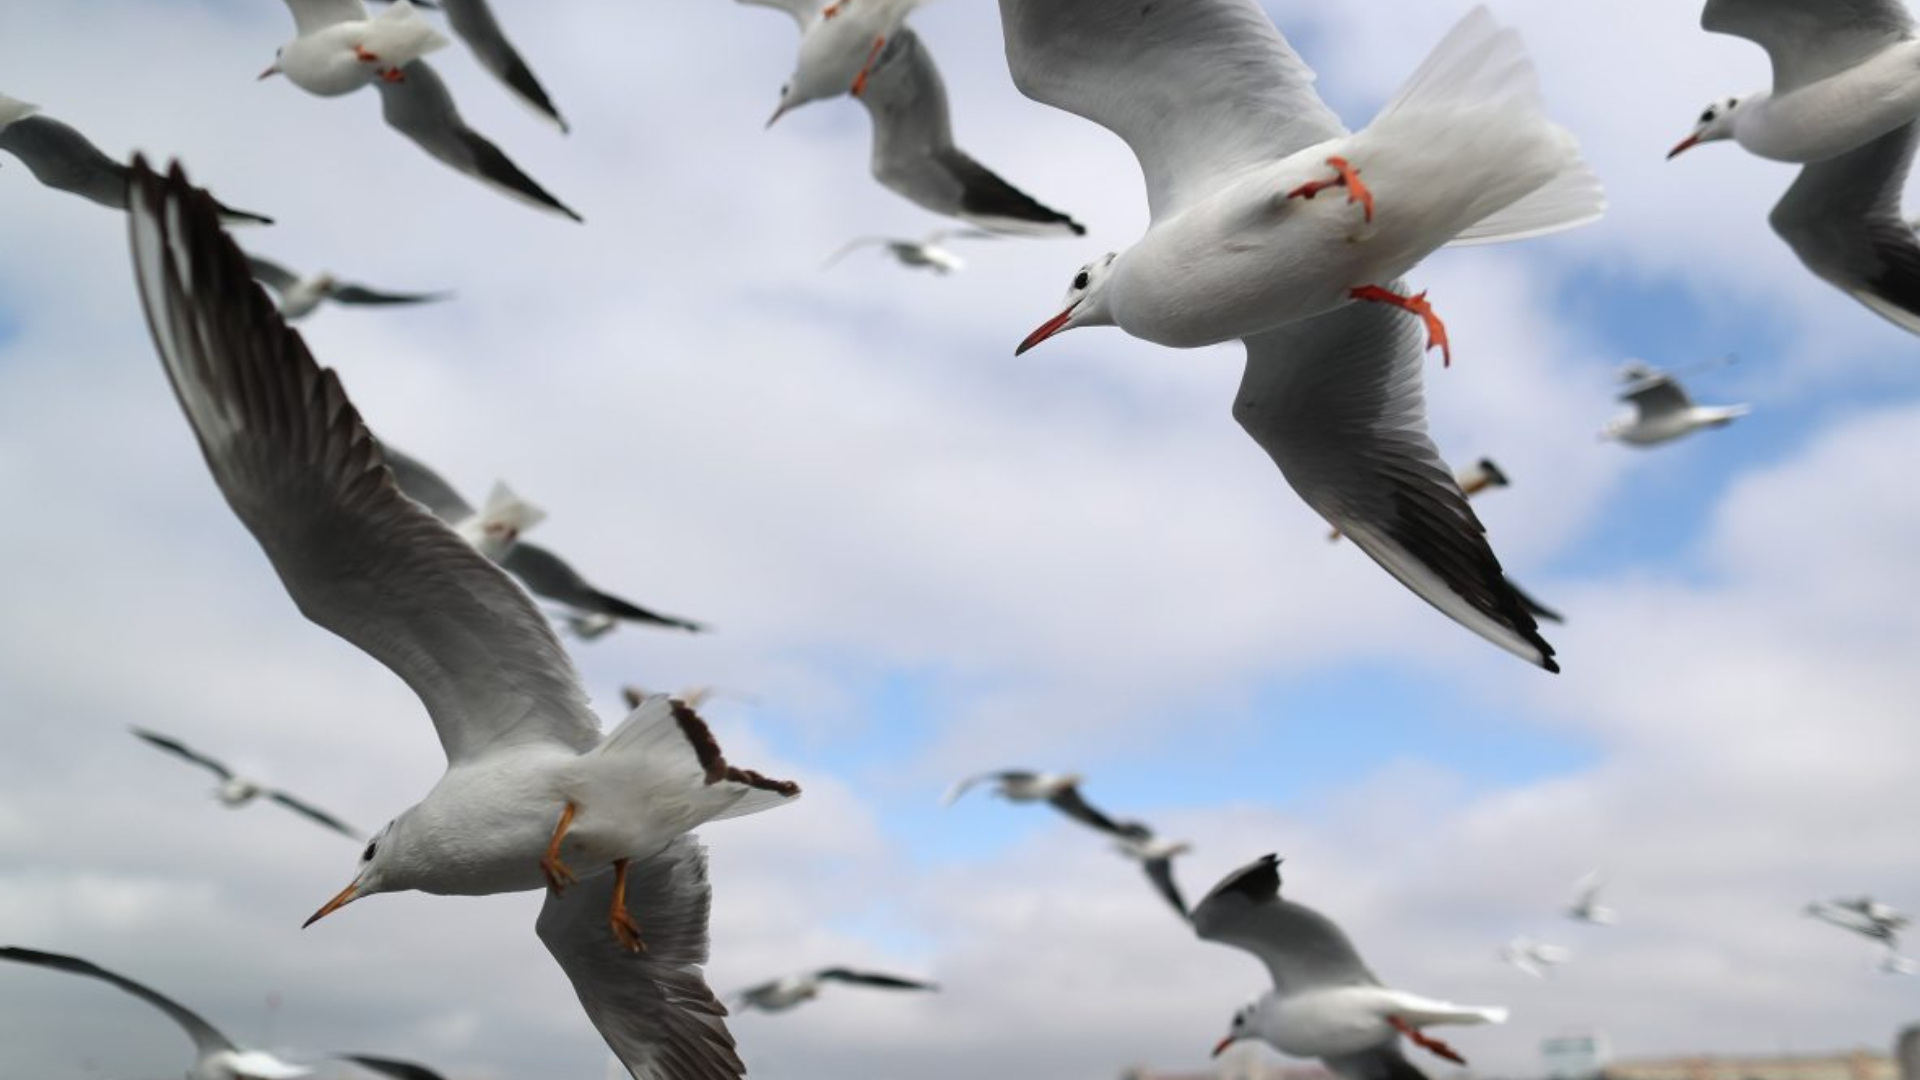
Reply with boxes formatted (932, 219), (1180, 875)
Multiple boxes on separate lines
(129, 726), (234, 781)
(1325, 1046), (1432, 1080)
(1236, 297), (1558, 671)
(998, 0), (1343, 220)
(858, 30), (1084, 238)
(1143, 857), (1190, 920)
(1702, 0), (1914, 95)
(1509, 580), (1564, 625)
(536, 837), (743, 1080)
(1190, 855), (1380, 997)
(501, 542), (706, 632)
(127, 160), (601, 764)
(245, 255), (302, 294)
(1770, 122), (1920, 336)
(441, 0), (568, 131)
(1045, 784), (1128, 835)
(0, 948), (235, 1057)
(813, 969), (939, 991)
(376, 61), (582, 221)
(1621, 374), (1694, 418)
(337, 1056), (448, 1080)
(941, 769), (1032, 805)
(381, 446), (475, 521)
(330, 283), (450, 307)
(0, 114), (273, 224)
(283, 0), (371, 36)
(265, 789), (363, 839)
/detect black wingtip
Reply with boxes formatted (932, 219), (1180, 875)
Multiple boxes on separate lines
(1222, 854), (1282, 902)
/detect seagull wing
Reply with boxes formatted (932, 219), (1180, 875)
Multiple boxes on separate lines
(1702, 0), (1914, 95)
(1325, 1046), (1433, 1080)
(858, 30), (1084, 238)
(1190, 855), (1380, 997)
(1045, 783), (1128, 835)
(129, 726), (235, 781)
(440, 0), (567, 131)
(245, 255), (302, 295)
(1620, 374), (1694, 418)
(734, 0), (818, 31)
(941, 770), (1026, 806)
(265, 789), (363, 839)
(501, 542), (705, 632)
(0, 947), (237, 1058)
(128, 160), (601, 765)
(282, 0), (371, 37)
(1236, 295), (1558, 671)
(813, 969), (939, 991)
(336, 1055), (449, 1080)
(1509, 580), (1565, 625)
(376, 60), (582, 222)
(329, 283), (450, 307)
(1142, 857), (1191, 920)
(379, 446), (476, 523)
(998, 0), (1343, 221)
(535, 837), (743, 1080)
(0, 113), (272, 223)
(1769, 121), (1920, 336)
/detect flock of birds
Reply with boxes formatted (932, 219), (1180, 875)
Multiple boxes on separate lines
(2, 0), (1917, 1077)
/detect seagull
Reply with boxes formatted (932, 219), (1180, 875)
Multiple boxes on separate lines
(247, 254), (448, 320)
(1601, 363), (1750, 446)
(260, 0), (448, 95)
(1669, 1), (1920, 334)
(382, 446), (705, 635)
(374, 60), (581, 220)
(131, 726), (362, 840)
(1195, 855), (1508, 1076)
(943, 770), (1130, 832)
(825, 229), (993, 275)
(1496, 935), (1573, 979)
(1565, 870), (1618, 926)
(853, 29), (1085, 237)
(730, 968), (939, 1014)
(0, 96), (271, 224)
(1806, 896), (1911, 946)
(379, 0), (569, 131)
(127, 160), (798, 1078)
(742, 0), (927, 126)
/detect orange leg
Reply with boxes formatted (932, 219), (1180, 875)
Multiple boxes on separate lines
(822, 0), (849, 17)
(540, 803), (579, 894)
(1286, 156), (1374, 223)
(379, 68), (406, 84)
(1350, 285), (1451, 367)
(354, 45), (380, 64)
(850, 35), (887, 97)
(608, 859), (646, 953)
(1389, 1017), (1466, 1065)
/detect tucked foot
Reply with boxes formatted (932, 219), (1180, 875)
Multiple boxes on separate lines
(540, 803), (579, 895)
(608, 859), (647, 953)
(1389, 1016), (1466, 1065)
(1350, 284), (1451, 367)
(822, 0), (848, 16)
(850, 35), (887, 97)
(354, 45), (381, 64)
(379, 67), (406, 84)
(1286, 156), (1374, 222)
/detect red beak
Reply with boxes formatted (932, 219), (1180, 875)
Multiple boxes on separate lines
(1213, 1036), (1236, 1058)
(1016, 306), (1076, 355)
(1667, 134), (1701, 160)
(258, 65), (280, 81)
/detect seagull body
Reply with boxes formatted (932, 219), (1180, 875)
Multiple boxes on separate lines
(1603, 365), (1749, 446)
(247, 254), (449, 320)
(1672, 0), (1920, 334)
(1196, 856), (1506, 1074)
(131, 726), (362, 839)
(1807, 896), (1911, 944)
(1497, 935), (1573, 979)
(128, 161), (791, 1078)
(732, 967), (938, 1014)
(745, 0), (926, 124)
(1565, 870), (1618, 925)
(827, 229), (988, 275)
(266, 0), (448, 96)
(0, 96), (271, 224)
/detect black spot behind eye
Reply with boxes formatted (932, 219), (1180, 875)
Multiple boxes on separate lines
(362, 840), (377, 862)
(1073, 271), (1090, 290)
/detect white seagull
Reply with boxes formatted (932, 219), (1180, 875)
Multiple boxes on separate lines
(825, 228), (992, 275)
(943, 770), (1130, 833)
(1670, 0), (1920, 334)
(247, 254), (449, 320)
(1195, 855), (1508, 1076)
(730, 968), (939, 1014)
(131, 726), (362, 840)
(1565, 870), (1618, 926)
(383, 446), (706, 635)
(1001, 2), (1597, 670)
(1602, 363), (1749, 446)
(1496, 935), (1573, 979)
(743, 0), (927, 126)
(127, 160), (797, 1079)
(0, 95), (271, 223)
(261, 0), (448, 95)
(1806, 896), (1911, 946)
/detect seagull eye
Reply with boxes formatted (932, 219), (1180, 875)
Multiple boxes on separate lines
(1073, 271), (1090, 290)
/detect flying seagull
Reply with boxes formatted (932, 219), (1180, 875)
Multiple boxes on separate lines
(742, 0), (927, 125)
(127, 159), (796, 1079)
(1602, 363), (1749, 446)
(943, 770), (1128, 833)
(731, 968), (939, 1014)
(1195, 855), (1507, 1077)
(131, 726), (361, 840)
(1496, 935), (1573, 979)
(247, 254), (448, 320)
(825, 229), (993, 275)
(1565, 870), (1618, 925)
(1806, 896), (1911, 946)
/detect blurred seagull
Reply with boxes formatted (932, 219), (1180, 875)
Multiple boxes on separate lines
(339, 1057), (449, 1080)
(1195, 855), (1508, 1075)
(383, 447), (705, 635)
(374, 60), (581, 220)
(854, 30), (1085, 237)
(1110, 822), (1195, 920)
(1806, 896), (1911, 945)
(247, 254), (448, 320)
(378, 0), (569, 131)
(128, 161), (796, 1078)
(0, 96), (270, 224)
(1669, 0), (1920, 334)
(743, 0), (927, 125)
(1565, 870), (1618, 925)
(1602, 363), (1749, 446)
(825, 229), (992, 275)
(943, 770), (1128, 832)
(131, 726), (362, 840)
(1496, 935), (1573, 979)
(730, 968), (939, 1014)
(1004, 3), (1590, 671)
(260, 0), (448, 94)
(1877, 948), (1918, 976)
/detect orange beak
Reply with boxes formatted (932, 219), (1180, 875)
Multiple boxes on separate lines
(1213, 1036), (1236, 1058)
(765, 102), (791, 129)
(258, 64), (280, 81)
(303, 880), (361, 928)
(1667, 134), (1701, 160)
(1016, 306), (1076, 355)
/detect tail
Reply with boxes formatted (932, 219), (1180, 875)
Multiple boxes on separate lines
(461, 481), (545, 555)
(0, 94), (39, 129)
(1389, 992), (1509, 1028)
(1375, 6), (1604, 246)
(603, 695), (800, 823)
(1709, 403), (1753, 426)
(368, 0), (452, 67)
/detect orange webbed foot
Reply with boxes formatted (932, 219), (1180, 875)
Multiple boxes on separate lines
(1350, 285), (1451, 367)
(379, 68), (406, 84)
(850, 35), (887, 97)
(354, 45), (380, 64)
(1287, 156), (1374, 223)
(540, 803), (579, 895)
(1389, 1016), (1467, 1065)
(607, 858), (646, 952)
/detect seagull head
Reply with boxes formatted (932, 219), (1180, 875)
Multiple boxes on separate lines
(1017, 254), (1119, 355)
(1668, 98), (1742, 159)
(1212, 1003), (1258, 1058)
(304, 821), (395, 928)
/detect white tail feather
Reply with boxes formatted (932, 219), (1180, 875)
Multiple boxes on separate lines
(0, 94), (40, 129)
(456, 481), (545, 557)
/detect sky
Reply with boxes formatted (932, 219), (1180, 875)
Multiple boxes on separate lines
(1, 1), (1918, 1078)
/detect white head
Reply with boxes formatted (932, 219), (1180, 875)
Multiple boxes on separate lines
(1017, 254), (1119, 355)
(1213, 1002), (1262, 1058)
(304, 820), (398, 928)
(1669, 98), (1743, 159)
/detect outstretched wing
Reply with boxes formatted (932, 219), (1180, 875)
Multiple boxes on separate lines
(1769, 122), (1920, 336)
(1190, 855), (1380, 997)
(266, 789), (363, 839)
(130, 727), (234, 781)
(0, 947), (236, 1057)
(376, 60), (582, 221)
(501, 542), (705, 632)
(813, 968), (939, 991)
(1702, 0), (1914, 95)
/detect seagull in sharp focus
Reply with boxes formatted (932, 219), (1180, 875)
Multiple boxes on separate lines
(1565, 870), (1618, 925)
(247, 254), (449, 320)
(1602, 363), (1749, 446)
(943, 770), (1129, 832)
(1670, 0), (1920, 335)
(741, 0), (928, 126)
(1195, 855), (1508, 1077)
(0, 96), (271, 224)
(127, 160), (797, 1078)
(131, 726), (362, 840)
(1496, 935), (1573, 979)
(731, 968), (939, 1014)
(826, 229), (993, 275)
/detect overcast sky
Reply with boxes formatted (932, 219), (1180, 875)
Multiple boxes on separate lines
(2, 1), (1918, 1078)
